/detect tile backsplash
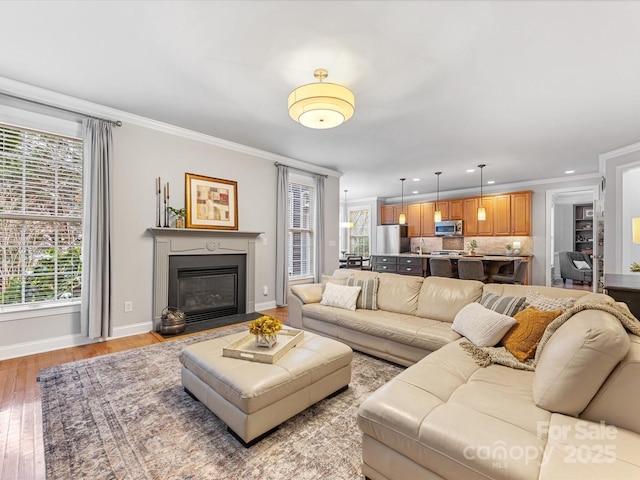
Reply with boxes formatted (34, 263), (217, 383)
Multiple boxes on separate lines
(410, 236), (532, 255)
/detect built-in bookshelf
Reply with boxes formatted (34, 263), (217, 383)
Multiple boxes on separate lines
(574, 203), (594, 254)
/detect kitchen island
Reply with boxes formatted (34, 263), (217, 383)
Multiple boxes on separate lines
(371, 253), (532, 284)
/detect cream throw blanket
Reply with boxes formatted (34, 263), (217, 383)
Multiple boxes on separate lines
(460, 301), (640, 371)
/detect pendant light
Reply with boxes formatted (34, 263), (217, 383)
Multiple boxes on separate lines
(398, 178), (406, 225)
(434, 172), (442, 223)
(477, 164), (486, 221)
(339, 189), (354, 228)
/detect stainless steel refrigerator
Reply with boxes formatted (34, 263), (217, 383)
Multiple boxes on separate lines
(376, 225), (411, 255)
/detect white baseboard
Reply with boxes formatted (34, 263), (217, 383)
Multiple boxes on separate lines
(0, 333), (99, 361)
(255, 300), (277, 311)
(110, 321), (153, 339)
(0, 321), (153, 361)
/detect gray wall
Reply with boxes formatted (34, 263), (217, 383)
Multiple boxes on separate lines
(0, 117), (340, 358)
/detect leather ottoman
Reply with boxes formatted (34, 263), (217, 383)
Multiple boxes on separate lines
(179, 330), (352, 447)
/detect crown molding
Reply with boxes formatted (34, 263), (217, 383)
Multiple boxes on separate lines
(0, 76), (342, 178)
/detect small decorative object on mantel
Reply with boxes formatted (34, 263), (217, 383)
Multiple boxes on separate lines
(168, 207), (186, 228)
(249, 315), (283, 348)
(631, 262), (640, 273)
(156, 177), (162, 227)
(155, 177), (172, 227)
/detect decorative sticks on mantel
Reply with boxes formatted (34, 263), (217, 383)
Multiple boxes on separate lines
(156, 177), (170, 227)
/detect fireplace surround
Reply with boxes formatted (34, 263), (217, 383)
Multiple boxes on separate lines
(148, 228), (262, 332)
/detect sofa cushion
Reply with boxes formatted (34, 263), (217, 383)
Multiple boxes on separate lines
(480, 292), (526, 316)
(581, 334), (640, 435)
(451, 302), (516, 347)
(376, 273), (423, 316)
(533, 310), (630, 416)
(525, 290), (576, 311)
(501, 307), (563, 361)
(320, 283), (361, 311)
(321, 274), (350, 290)
(346, 276), (379, 310)
(416, 277), (484, 322)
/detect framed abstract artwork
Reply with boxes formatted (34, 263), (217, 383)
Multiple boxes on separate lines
(185, 173), (238, 230)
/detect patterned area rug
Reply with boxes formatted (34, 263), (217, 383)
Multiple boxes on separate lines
(40, 326), (404, 480)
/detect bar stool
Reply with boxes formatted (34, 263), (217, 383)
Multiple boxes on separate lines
(345, 255), (363, 269)
(492, 260), (528, 284)
(457, 259), (488, 282)
(429, 258), (454, 278)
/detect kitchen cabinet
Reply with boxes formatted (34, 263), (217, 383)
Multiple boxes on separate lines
(435, 201), (449, 220)
(407, 203), (422, 237)
(511, 192), (532, 236)
(381, 191), (531, 236)
(494, 195), (511, 236)
(463, 197), (494, 236)
(449, 199), (463, 220)
(420, 202), (435, 236)
(381, 205), (404, 225)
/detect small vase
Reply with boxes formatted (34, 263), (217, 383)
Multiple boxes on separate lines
(255, 333), (278, 348)
(175, 217), (185, 228)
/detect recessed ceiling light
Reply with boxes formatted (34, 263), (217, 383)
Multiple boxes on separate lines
(412, 178), (420, 182)
(412, 190), (418, 194)
(466, 169), (475, 173)
(487, 180), (495, 184)
(565, 170), (575, 174)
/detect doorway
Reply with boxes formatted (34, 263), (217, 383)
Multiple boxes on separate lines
(545, 186), (598, 290)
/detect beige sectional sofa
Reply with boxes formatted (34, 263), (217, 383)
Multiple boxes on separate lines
(288, 269), (640, 479)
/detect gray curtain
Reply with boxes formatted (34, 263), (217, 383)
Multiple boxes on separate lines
(81, 119), (113, 339)
(275, 165), (289, 306)
(314, 174), (325, 282)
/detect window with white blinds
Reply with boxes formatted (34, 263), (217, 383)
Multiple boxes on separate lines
(288, 180), (315, 280)
(0, 122), (83, 307)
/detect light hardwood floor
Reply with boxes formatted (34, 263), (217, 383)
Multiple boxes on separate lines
(0, 307), (288, 480)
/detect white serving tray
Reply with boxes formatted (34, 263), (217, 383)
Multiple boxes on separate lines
(222, 328), (304, 364)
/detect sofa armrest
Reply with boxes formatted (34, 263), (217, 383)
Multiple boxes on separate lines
(290, 284), (323, 304)
(287, 284), (322, 330)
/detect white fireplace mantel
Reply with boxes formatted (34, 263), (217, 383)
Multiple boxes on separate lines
(148, 228), (263, 331)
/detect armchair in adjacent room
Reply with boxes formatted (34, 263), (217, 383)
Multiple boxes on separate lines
(559, 251), (593, 285)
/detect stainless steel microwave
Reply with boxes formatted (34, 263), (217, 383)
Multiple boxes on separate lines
(435, 220), (463, 236)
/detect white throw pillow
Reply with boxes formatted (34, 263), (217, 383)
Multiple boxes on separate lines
(451, 302), (517, 347)
(320, 282), (362, 311)
(572, 260), (591, 270)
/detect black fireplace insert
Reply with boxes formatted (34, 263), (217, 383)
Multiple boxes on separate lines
(168, 254), (246, 323)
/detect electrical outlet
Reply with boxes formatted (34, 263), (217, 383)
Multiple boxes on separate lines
(124, 301), (133, 312)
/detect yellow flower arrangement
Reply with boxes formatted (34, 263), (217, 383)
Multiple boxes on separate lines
(249, 315), (283, 337)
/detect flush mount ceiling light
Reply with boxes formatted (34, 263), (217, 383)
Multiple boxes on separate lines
(434, 172), (442, 223)
(399, 178), (406, 225)
(288, 69), (355, 129)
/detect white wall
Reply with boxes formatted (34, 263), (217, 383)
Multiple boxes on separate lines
(554, 204), (574, 254)
(603, 143), (640, 273)
(622, 166), (640, 271)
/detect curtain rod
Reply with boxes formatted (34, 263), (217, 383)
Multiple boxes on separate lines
(274, 162), (328, 178)
(0, 92), (122, 127)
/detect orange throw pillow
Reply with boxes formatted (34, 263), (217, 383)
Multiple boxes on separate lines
(501, 307), (563, 362)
